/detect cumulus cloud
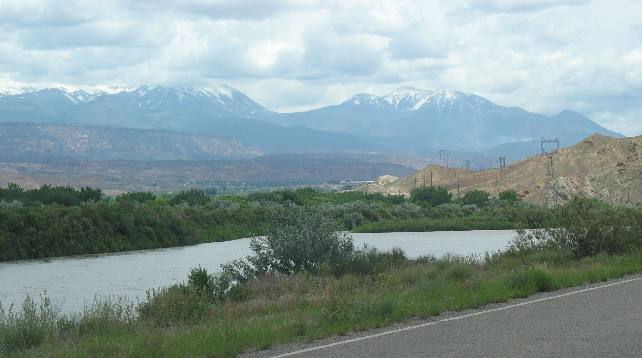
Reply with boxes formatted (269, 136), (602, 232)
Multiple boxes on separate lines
(0, 0), (641, 135)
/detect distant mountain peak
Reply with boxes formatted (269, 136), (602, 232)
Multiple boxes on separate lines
(386, 86), (424, 97)
(0, 78), (36, 96)
(347, 93), (382, 106)
(344, 86), (471, 112)
(0, 79), (251, 103)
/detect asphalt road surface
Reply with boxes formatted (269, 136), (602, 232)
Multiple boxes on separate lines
(247, 275), (642, 358)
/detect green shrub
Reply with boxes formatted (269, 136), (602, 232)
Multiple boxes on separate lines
(0, 295), (58, 353)
(553, 197), (641, 257)
(116, 191), (156, 203)
(188, 266), (216, 298)
(169, 189), (210, 207)
(443, 263), (475, 281)
(461, 190), (491, 207)
(410, 186), (452, 206)
(137, 285), (212, 327)
(510, 198), (642, 258)
(0, 183), (101, 206)
(247, 209), (355, 275)
(498, 190), (520, 203)
(329, 247), (407, 276)
(506, 269), (555, 293)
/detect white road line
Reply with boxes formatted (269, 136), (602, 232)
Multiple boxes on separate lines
(271, 277), (642, 357)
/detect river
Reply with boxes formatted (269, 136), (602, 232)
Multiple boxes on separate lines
(0, 230), (517, 313)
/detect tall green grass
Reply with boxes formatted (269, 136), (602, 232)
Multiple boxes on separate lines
(3, 251), (641, 357)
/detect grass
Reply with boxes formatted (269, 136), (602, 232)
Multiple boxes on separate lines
(4, 250), (641, 357)
(353, 216), (519, 233)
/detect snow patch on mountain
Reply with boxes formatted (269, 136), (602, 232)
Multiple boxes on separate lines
(341, 86), (483, 113)
(0, 78), (36, 96)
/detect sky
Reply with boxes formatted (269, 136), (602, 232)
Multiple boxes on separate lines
(0, 0), (641, 135)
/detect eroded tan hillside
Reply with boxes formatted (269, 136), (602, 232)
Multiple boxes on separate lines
(363, 134), (642, 205)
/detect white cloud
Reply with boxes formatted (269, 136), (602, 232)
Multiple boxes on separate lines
(0, 0), (641, 134)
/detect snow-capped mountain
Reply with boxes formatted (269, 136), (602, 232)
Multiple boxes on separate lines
(118, 85), (271, 117)
(273, 86), (621, 153)
(0, 81), (622, 157)
(345, 87), (493, 114)
(0, 79), (37, 96)
(0, 84), (365, 152)
(0, 84), (271, 124)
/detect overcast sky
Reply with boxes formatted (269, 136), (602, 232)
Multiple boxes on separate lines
(1, 0), (641, 134)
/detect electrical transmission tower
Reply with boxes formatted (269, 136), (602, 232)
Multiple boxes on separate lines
(499, 156), (507, 181)
(541, 137), (560, 207)
(439, 150), (449, 168)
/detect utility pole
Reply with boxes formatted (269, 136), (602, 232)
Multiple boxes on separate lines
(541, 137), (560, 207)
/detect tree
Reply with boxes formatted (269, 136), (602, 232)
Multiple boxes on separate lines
(410, 186), (452, 206)
(117, 191), (156, 204)
(499, 190), (520, 203)
(462, 190), (491, 207)
(169, 189), (210, 207)
(248, 208), (354, 275)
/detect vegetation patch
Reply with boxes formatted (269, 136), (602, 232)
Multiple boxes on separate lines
(2, 196), (641, 357)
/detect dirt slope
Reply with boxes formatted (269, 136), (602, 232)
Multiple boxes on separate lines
(362, 134), (642, 204)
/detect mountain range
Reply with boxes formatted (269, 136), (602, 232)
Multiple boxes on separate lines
(0, 85), (365, 153)
(0, 82), (622, 166)
(271, 87), (620, 154)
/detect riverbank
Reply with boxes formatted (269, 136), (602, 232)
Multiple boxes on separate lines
(352, 216), (519, 233)
(1, 186), (555, 262)
(0, 231), (516, 313)
(3, 248), (641, 357)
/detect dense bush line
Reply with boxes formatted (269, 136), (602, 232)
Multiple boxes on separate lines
(0, 184), (548, 261)
(509, 197), (642, 258)
(0, 183), (101, 207)
(0, 203), (265, 261)
(5, 184), (635, 262)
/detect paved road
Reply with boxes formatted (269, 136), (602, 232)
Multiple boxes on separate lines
(247, 276), (642, 358)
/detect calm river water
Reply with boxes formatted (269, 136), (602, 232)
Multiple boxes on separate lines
(0, 230), (517, 313)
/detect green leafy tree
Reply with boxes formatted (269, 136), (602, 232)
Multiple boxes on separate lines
(248, 209), (355, 275)
(499, 190), (520, 203)
(116, 191), (156, 204)
(169, 189), (210, 207)
(410, 186), (452, 206)
(461, 190), (491, 207)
